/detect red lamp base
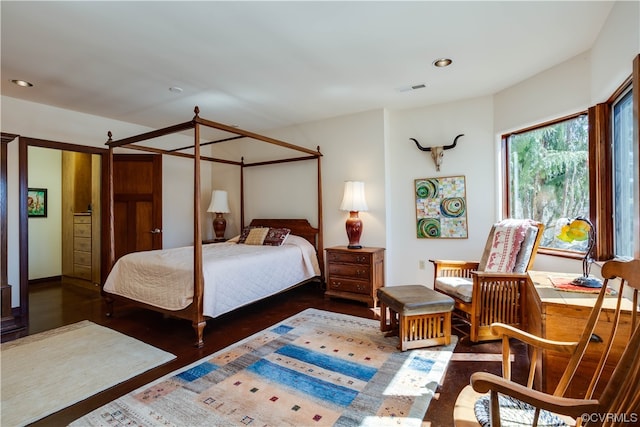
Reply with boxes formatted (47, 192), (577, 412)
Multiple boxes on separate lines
(345, 211), (363, 249)
(213, 213), (226, 241)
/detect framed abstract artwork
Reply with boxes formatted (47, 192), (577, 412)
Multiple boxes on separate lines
(415, 176), (467, 238)
(27, 188), (47, 218)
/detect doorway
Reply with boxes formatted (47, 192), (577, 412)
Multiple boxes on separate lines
(16, 137), (107, 335)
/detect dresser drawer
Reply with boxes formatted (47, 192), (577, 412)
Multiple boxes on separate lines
(327, 277), (370, 295)
(74, 215), (91, 224)
(74, 250), (92, 266)
(74, 237), (91, 252)
(74, 223), (91, 238)
(326, 251), (371, 265)
(74, 264), (92, 280)
(328, 263), (370, 279)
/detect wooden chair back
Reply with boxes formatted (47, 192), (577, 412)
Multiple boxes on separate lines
(592, 321), (640, 426)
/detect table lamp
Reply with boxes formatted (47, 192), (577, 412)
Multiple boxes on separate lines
(340, 181), (368, 249)
(207, 190), (230, 242)
(556, 216), (602, 288)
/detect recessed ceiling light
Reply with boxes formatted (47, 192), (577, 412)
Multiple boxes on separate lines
(433, 58), (453, 68)
(11, 79), (33, 87)
(169, 86), (183, 93)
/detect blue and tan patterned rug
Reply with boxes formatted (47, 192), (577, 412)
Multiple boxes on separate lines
(72, 308), (457, 426)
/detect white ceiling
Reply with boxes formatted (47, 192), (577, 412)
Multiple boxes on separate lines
(1, 1), (614, 133)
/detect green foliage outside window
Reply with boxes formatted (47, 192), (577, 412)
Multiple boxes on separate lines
(507, 114), (589, 250)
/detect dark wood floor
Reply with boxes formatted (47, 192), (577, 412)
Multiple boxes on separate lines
(25, 278), (528, 426)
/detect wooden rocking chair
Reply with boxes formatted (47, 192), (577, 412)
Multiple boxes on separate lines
(454, 258), (640, 427)
(431, 219), (544, 342)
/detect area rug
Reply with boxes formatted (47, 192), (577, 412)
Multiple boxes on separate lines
(72, 308), (457, 426)
(0, 320), (175, 426)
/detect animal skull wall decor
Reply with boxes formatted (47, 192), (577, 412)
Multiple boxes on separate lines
(410, 134), (463, 171)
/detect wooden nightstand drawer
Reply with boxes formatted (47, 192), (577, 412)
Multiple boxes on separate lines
(327, 277), (370, 295)
(326, 251), (371, 265)
(328, 263), (370, 279)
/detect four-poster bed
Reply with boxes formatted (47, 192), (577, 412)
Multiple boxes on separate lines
(102, 107), (324, 347)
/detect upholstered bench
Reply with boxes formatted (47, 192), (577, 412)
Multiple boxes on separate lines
(377, 285), (454, 351)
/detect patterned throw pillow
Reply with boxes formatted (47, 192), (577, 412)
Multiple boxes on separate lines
(236, 227), (255, 244)
(263, 227), (291, 246)
(244, 227), (269, 245)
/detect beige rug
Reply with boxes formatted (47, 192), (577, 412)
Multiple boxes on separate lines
(1, 320), (175, 426)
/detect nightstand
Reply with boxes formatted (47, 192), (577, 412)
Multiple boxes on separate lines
(324, 246), (385, 307)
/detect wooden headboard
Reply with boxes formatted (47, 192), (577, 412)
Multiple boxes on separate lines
(249, 219), (319, 249)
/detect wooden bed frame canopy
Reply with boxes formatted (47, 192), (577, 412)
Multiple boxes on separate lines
(104, 106), (324, 347)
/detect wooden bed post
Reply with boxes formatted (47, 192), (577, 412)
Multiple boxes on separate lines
(192, 107), (206, 347)
(240, 157), (245, 230)
(316, 146), (324, 280)
(105, 133), (115, 316)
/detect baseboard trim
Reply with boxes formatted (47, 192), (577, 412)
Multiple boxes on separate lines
(28, 275), (62, 286)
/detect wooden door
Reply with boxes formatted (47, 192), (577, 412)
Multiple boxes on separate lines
(113, 154), (162, 260)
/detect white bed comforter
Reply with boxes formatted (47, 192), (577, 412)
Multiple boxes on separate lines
(103, 235), (320, 318)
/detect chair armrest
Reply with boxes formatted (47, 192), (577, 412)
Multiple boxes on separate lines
(471, 372), (599, 419)
(430, 259), (479, 268)
(490, 322), (578, 354)
(472, 271), (529, 279)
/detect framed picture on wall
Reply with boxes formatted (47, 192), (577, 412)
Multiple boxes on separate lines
(415, 175), (467, 238)
(27, 188), (47, 218)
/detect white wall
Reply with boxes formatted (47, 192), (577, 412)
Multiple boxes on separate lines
(494, 52), (592, 133)
(387, 96), (496, 286)
(27, 147), (62, 279)
(260, 109), (387, 250)
(590, 0), (640, 104)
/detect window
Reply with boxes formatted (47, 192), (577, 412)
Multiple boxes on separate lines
(613, 89), (634, 258)
(504, 113), (590, 251)
(504, 55), (638, 261)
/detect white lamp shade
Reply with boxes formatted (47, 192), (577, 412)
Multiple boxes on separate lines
(207, 190), (230, 213)
(340, 181), (368, 212)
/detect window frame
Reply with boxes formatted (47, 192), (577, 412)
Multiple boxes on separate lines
(501, 111), (590, 259)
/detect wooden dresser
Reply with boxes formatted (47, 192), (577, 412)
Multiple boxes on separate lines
(325, 246), (385, 307)
(73, 213), (92, 281)
(526, 271), (634, 398)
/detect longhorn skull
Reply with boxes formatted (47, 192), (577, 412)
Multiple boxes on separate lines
(410, 134), (463, 171)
